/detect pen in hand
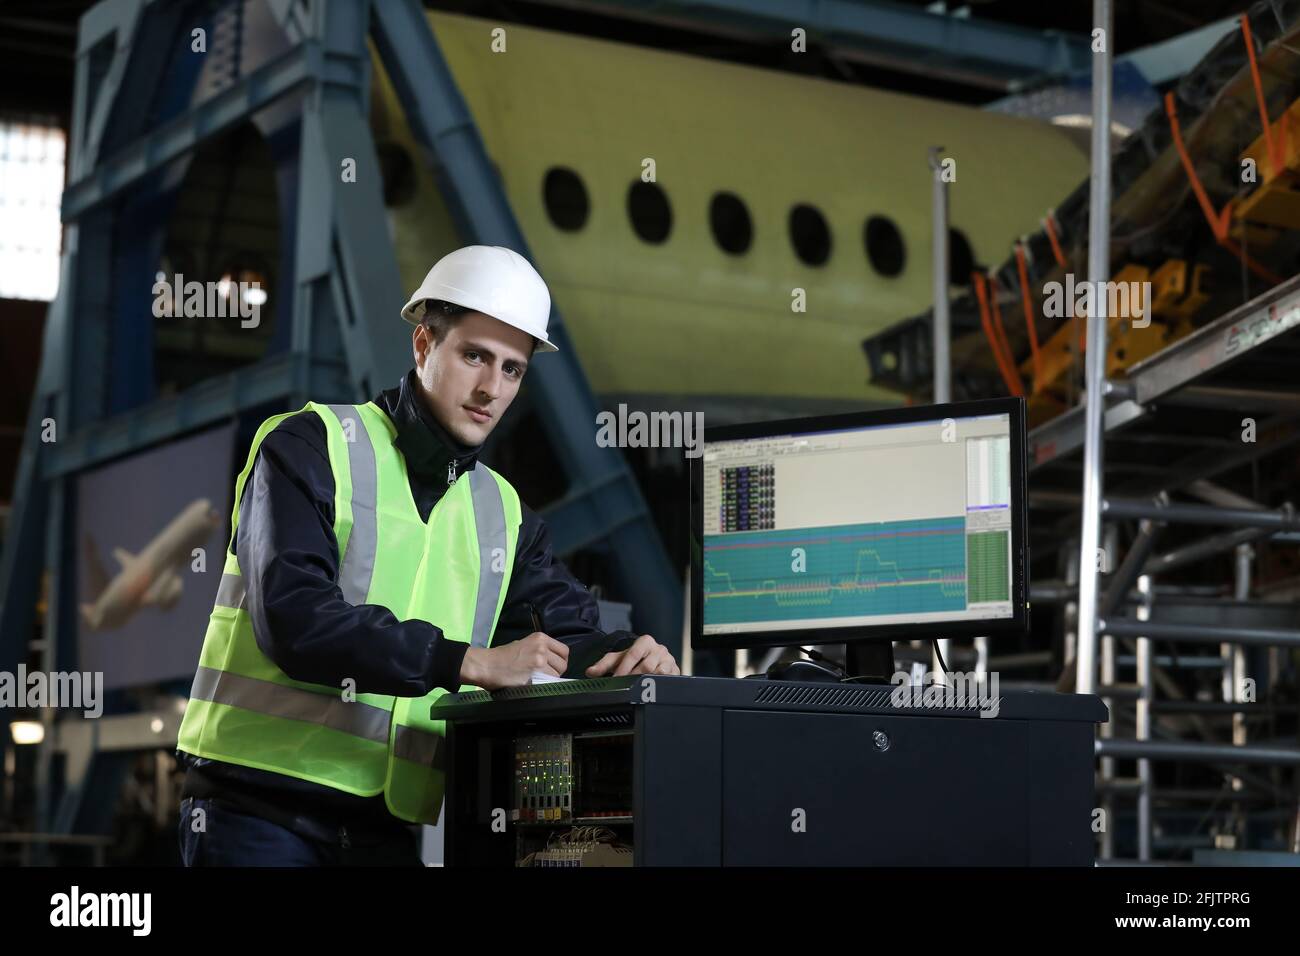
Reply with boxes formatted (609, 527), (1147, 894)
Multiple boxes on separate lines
(525, 603), (566, 680)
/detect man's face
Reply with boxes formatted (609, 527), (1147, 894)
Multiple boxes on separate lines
(412, 310), (532, 446)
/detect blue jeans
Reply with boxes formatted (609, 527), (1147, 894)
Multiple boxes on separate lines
(178, 797), (423, 867)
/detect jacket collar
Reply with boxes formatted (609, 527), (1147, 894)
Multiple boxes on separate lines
(375, 369), (481, 485)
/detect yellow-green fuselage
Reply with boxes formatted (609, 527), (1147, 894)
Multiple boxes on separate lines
(372, 12), (1088, 414)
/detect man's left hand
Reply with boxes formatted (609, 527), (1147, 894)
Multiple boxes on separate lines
(586, 634), (680, 677)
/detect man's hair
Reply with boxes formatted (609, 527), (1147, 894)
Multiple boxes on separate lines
(419, 299), (471, 345)
(419, 298), (540, 354)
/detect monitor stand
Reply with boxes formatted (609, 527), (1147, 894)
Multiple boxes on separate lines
(844, 641), (896, 683)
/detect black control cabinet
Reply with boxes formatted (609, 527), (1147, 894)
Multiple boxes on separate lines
(432, 675), (1107, 866)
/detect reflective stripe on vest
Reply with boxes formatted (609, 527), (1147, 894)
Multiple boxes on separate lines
(214, 572), (247, 611)
(189, 664), (391, 744)
(327, 404), (378, 606)
(393, 724), (442, 769)
(467, 464), (508, 647)
(188, 664), (445, 770)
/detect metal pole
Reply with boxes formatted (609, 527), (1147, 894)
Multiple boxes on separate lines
(1100, 621), (1116, 859)
(1098, 523), (1119, 860)
(930, 145), (951, 406)
(1229, 544), (1253, 843)
(1064, 541), (1081, 667)
(1152, 698), (1289, 714)
(1096, 739), (1300, 765)
(1134, 659), (1250, 673)
(1105, 498), (1300, 529)
(1103, 619), (1300, 647)
(1145, 525), (1276, 577)
(1186, 479), (1267, 511)
(1136, 575), (1153, 861)
(1100, 517), (1162, 617)
(1075, 0), (1113, 696)
(929, 145), (954, 679)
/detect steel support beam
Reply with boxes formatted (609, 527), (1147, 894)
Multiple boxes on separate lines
(60, 42), (341, 222)
(303, 92), (412, 394)
(1097, 739), (1300, 766)
(1151, 700), (1287, 715)
(1127, 273), (1300, 406)
(1103, 619), (1300, 648)
(1099, 517), (1162, 618)
(1029, 397), (1144, 470)
(1118, 655), (1240, 669)
(1159, 385), (1300, 412)
(39, 355), (337, 477)
(1145, 526), (1278, 577)
(1185, 479), (1267, 510)
(1104, 498), (1300, 530)
(533, 0), (1091, 89)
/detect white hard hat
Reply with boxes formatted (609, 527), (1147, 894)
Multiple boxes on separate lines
(401, 245), (558, 353)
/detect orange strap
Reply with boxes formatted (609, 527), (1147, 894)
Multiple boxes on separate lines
(973, 271), (1024, 397)
(1241, 16), (1284, 177)
(1165, 91), (1283, 285)
(1043, 214), (1081, 350)
(1043, 212), (1068, 268)
(1015, 243), (1043, 390)
(1164, 92), (1234, 240)
(987, 273), (1022, 395)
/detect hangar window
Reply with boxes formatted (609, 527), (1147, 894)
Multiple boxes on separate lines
(789, 204), (831, 266)
(710, 192), (752, 255)
(543, 166), (589, 232)
(627, 180), (672, 244)
(864, 215), (905, 277)
(0, 115), (65, 301)
(949, 228), (975, 286)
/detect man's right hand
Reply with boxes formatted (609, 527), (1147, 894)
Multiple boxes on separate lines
(459, 632), (569, 690)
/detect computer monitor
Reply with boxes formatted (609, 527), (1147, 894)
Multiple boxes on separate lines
(690, 397), (1028, 653)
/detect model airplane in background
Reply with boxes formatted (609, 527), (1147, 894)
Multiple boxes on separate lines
(80, 498), (223, 632)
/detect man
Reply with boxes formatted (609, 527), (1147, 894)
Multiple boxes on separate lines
(176, 245), (678, 866)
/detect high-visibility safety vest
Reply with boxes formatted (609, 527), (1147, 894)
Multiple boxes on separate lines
(177, 401), (521, 825)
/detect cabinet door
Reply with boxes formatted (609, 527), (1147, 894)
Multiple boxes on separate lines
(722, 710), (1029, 865)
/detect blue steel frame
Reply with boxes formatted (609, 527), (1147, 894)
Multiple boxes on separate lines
(551, 0), (1092, 90)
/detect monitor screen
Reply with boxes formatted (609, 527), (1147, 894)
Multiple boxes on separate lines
(690, 398), (1028, 650)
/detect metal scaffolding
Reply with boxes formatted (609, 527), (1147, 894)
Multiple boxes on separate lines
(1039, 299), (1300, 860)
(1029, 0), (1300, 863)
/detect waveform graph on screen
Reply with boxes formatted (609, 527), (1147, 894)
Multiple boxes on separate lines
(703, 517), (967, 626)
